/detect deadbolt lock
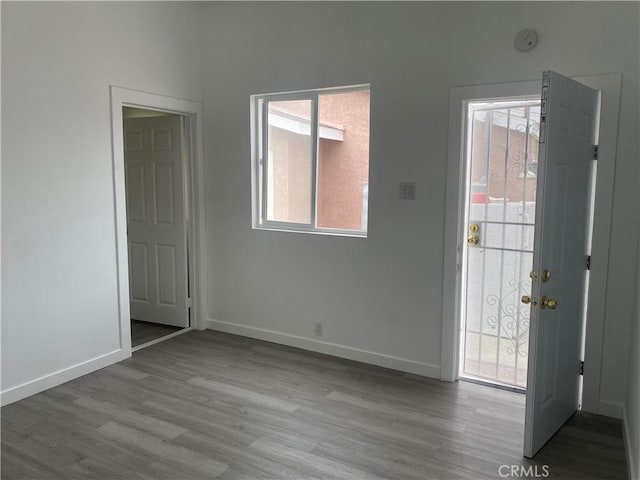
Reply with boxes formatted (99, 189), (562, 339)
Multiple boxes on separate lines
(469, 224), (479, 233)
(542, 270), (551, 282)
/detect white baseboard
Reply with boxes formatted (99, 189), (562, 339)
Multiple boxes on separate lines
(594, 399), (624, 419)
(1, 349), (128, 406)
(206, 318), (441, 378)
(623, 405), (638, 480)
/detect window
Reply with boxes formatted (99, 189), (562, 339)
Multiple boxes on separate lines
(252, 85), (370, 236)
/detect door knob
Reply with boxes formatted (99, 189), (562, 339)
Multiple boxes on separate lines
(521, 295), (538, 307)
(467, 235), (479, 245)
(541, 296), (558, 309)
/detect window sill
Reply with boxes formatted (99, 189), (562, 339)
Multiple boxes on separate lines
(252, 224), (367, 238)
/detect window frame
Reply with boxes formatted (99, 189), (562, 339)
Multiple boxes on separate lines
(251, 84), (370, 237)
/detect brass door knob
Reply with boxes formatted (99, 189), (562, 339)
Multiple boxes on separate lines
(467, 235), (479, 245)
(541, 296), (558, 309)
(521, 295), (531, 304)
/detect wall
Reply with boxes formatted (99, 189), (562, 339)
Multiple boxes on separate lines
(625, 218), (640, 479)
(201, 2), (639, 411)
(1, 2), (202, 401)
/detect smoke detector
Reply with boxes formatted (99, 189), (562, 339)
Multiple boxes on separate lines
(514, 29), (538, 52)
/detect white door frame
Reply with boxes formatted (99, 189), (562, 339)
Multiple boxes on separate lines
(440, 74), (621, 417)
(110, 86), (208, 356)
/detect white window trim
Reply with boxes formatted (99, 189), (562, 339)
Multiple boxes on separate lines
(251, 84), (370, 237)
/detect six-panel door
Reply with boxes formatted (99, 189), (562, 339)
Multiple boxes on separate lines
(523, 71), (599, 457)
(124, 115), (189, 328)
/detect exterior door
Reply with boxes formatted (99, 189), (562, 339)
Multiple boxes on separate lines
(124, 115), (189, 328)
(523, 71), (599, 457)
(461, 99), (540, 389)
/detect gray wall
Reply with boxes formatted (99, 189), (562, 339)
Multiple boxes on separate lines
(200, 2), (639, 414)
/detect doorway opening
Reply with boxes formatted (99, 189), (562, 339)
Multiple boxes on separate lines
(443, 74), (620, 458)
(122, 107), (192, 350)
(459, 97), (541, 391)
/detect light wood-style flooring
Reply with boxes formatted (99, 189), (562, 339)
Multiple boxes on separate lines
(1, 330), (628, 479)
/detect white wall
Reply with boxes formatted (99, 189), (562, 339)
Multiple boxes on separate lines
(201, 2), (639, 411)
(1, 2), (202, 401)
(625, 221), (640, 479)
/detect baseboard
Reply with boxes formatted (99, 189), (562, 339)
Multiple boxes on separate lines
(623, 405), (638, 480)
(1, 349), (128, 406)
(595, 399), (624, 419)
(206, 319), (441, 378)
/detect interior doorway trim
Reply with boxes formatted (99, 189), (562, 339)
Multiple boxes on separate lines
(440, 74), (621, 416)
(110, 86), (207, 357)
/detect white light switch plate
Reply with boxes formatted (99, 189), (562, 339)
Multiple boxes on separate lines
(399, 182), (416, 200)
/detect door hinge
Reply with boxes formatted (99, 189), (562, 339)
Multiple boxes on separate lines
(594, 145), (599, 160)
(187, 297), (193, 308)
(579, 361), (584, 376)
(586, 255), (591, 270)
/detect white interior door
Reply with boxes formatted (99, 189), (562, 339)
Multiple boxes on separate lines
(523, 71), (599, 457)
(124, 115), (189, 328)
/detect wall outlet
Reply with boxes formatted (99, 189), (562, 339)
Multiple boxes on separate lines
(314, 322), (323, 337)
(399, 182), (416, 200)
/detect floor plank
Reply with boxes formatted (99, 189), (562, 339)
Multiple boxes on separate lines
(1, 330), (628, 479)
(131, 319), (183, 347)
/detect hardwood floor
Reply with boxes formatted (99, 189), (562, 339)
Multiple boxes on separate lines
(1, 330), (628, 479)
(131, 320), (183, 347)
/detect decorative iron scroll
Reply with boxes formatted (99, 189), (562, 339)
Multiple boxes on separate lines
(485, 277), (531, 358)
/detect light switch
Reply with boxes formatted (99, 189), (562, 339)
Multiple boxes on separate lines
(399, 182), (416, 200)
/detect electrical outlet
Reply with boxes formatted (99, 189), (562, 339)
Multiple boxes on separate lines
(314, 322), (323, 337)
(399, 182), (416, 200)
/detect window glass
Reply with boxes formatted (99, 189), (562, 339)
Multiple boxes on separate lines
(316, 90), (370, 231)
(266, 100), (313, 224)
(253, 85), (370, 236)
